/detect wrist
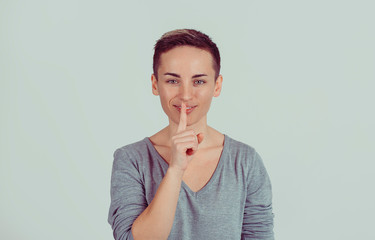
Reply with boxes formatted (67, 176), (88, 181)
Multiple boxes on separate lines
(166, 166), (184, 180)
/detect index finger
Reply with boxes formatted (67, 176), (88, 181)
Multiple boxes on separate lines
(177, 102), (187, 133)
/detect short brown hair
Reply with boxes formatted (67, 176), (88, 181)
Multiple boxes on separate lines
(153, 29), (221, 80)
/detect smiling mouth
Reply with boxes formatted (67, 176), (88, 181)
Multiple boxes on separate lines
(173, 105), (197, 113)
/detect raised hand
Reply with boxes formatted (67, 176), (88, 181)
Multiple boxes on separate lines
(170, 102), (203, 173)
(131, 104), (203, 239)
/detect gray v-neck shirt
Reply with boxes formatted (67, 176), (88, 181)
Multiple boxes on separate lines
(108, 135), (274, 240)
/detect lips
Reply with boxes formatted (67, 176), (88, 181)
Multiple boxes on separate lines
(173, 104), (197, 114)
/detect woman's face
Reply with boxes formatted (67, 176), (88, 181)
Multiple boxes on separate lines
(152, 46), (223, 127)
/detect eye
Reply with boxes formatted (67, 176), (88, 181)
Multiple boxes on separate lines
(166, 79), (178, 84)
(194, 80), (206, 85)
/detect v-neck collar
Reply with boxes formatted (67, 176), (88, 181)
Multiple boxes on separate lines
(144, 134), (229, 197)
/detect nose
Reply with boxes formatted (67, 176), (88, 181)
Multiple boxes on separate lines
(179, 82), (193, 101)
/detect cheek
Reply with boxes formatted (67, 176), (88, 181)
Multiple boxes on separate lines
(197, 89), (214, 102)
(158, 89), (174, 105)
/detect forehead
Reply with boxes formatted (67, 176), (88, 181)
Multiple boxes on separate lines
(158, 46), (215, 75)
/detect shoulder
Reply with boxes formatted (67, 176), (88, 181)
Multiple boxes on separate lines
(224, 135), (265, 170)
(224, 135), (257, 158)
(112, 138), (151, 170)
(224, 135), (271, 189)
(114, 138), (149, 157)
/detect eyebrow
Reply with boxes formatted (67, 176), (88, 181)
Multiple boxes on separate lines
(192, 74), (208, 78)
(164, 72), (180, 78)
(164, 72), (208, 78)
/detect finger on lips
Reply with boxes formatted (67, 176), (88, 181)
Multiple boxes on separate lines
(174, 102), (203, 156)
(177, 102), (187, 133)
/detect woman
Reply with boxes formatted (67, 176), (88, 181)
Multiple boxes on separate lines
(108, 29), (274, 240)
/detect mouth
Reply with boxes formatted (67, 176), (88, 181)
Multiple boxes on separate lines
(173, 105), (197, 114)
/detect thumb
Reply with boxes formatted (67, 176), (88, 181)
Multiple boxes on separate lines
(197, 133), (204, 144)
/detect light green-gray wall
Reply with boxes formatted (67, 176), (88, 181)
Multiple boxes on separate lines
(1, 0), (374, 239)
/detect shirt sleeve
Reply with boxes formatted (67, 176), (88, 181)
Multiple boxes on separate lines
(108, 148), (147, 240)
(241, 151), (274, 240)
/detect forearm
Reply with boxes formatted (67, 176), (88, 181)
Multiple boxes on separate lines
(131, 167), (183, 240)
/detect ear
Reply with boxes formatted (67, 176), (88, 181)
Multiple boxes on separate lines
(151, 74), (159, 96)
(213, 75), (223, 97)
